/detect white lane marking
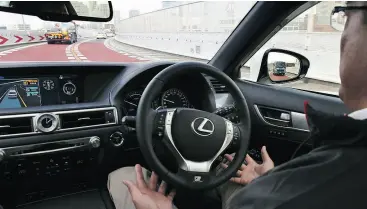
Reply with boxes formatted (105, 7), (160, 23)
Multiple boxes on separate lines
(0, 89), (10, 102)
(105, 38), (200, 62)
(137, 57), (148, 60)
(64, 38), (94, 62)
(104, 38), (157, 62)
(0, 42), (47, 58)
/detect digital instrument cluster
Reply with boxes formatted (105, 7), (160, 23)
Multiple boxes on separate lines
(0, 75), (82, 109)
(122, 88), (193, 116)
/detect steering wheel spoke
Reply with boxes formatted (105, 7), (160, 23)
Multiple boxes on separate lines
(162, 108), (235, 171)
(136, 62), (251, 190)
(175, 168), (216, 186)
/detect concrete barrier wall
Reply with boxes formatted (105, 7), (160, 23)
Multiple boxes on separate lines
(115, 32), (228, 60)
(115, 31), (342, 84)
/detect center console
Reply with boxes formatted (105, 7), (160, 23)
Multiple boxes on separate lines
(0, 107), (119, 207)
(0, 137), (101, 206)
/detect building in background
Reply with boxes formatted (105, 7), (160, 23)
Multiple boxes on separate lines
(0, 26), (6, 30)
(129, 10), (140, 18)
(312, 1), (341, 32)
(104, 23), (115, 31)
(70, 1), (89, 16)
(83, 2), (110, 18)
(88, 2), (97, 14)
(280, 1), (343, 32)
(98, 3), (110, 18)
(113, 10), (121, 25)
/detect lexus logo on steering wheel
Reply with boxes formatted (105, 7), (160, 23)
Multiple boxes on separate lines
(191, 117), (215, 136)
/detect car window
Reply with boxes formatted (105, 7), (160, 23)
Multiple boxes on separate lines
(240, 1), (342, 95)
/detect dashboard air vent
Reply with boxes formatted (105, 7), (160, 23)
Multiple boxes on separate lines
(59, 110), (115, 129)
(0, 117), (33, 136)
(209, 78), (228, 93)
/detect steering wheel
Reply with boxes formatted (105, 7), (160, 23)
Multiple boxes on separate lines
(136, 62), (251, 190)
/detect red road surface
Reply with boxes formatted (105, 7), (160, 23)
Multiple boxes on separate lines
(0, 44), (69, 62)
(78, 41), (142, 62)
(269, 73), (290, 81)
(0, 39), (147, 63)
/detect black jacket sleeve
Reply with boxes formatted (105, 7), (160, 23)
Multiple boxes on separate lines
(229, 145), (367, 209)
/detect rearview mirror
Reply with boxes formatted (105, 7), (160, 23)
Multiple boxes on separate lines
(262, 49), (309, 83)
(0, 1), (113, 22)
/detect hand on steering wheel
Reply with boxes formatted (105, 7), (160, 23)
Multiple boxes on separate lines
(123, 164), (176, 209)
(136, 62), (251, 190)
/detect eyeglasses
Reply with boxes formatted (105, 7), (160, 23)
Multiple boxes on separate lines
(330, 6), (367, 31)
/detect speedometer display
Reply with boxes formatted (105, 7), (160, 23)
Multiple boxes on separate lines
(123, 91), (141, 116)
(161, 88), (189, 108)
(122, 90), (160, 116)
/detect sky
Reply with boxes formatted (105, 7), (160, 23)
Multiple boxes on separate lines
(0, 0), (163, 29)
(113, 0), (162, 19)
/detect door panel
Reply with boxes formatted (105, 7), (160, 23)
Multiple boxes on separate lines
(234, 79), (348, 164)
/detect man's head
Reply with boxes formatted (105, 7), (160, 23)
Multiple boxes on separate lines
(339, 1), (367, 111)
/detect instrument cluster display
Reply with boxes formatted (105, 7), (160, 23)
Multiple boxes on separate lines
(122, 88), (193, 116)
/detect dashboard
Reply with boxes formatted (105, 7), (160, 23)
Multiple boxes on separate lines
(0, 61), (328, 209)
(0, 62), (234, 207)
(0, 75), (82, 109)
(119, 67), (216, 116)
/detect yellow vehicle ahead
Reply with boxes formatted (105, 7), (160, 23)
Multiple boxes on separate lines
(45, 22), (78, 44)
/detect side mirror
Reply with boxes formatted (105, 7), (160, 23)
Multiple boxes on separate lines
(261, 48), (309, 83)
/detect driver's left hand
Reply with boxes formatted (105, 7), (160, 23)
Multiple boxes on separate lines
(221, 146), (274, 185)
(123, 164), (176, 209)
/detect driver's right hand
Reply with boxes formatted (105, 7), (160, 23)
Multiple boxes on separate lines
(221, 146), (274, 185)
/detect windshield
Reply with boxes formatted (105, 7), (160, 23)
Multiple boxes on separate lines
(0, 1), (256, 63)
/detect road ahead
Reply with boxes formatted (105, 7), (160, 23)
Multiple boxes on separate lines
(0, 88), (22, 108)
(0, 38), (149, 63)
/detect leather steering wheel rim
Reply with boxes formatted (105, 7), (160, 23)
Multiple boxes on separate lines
(136, 62), (251, 190)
